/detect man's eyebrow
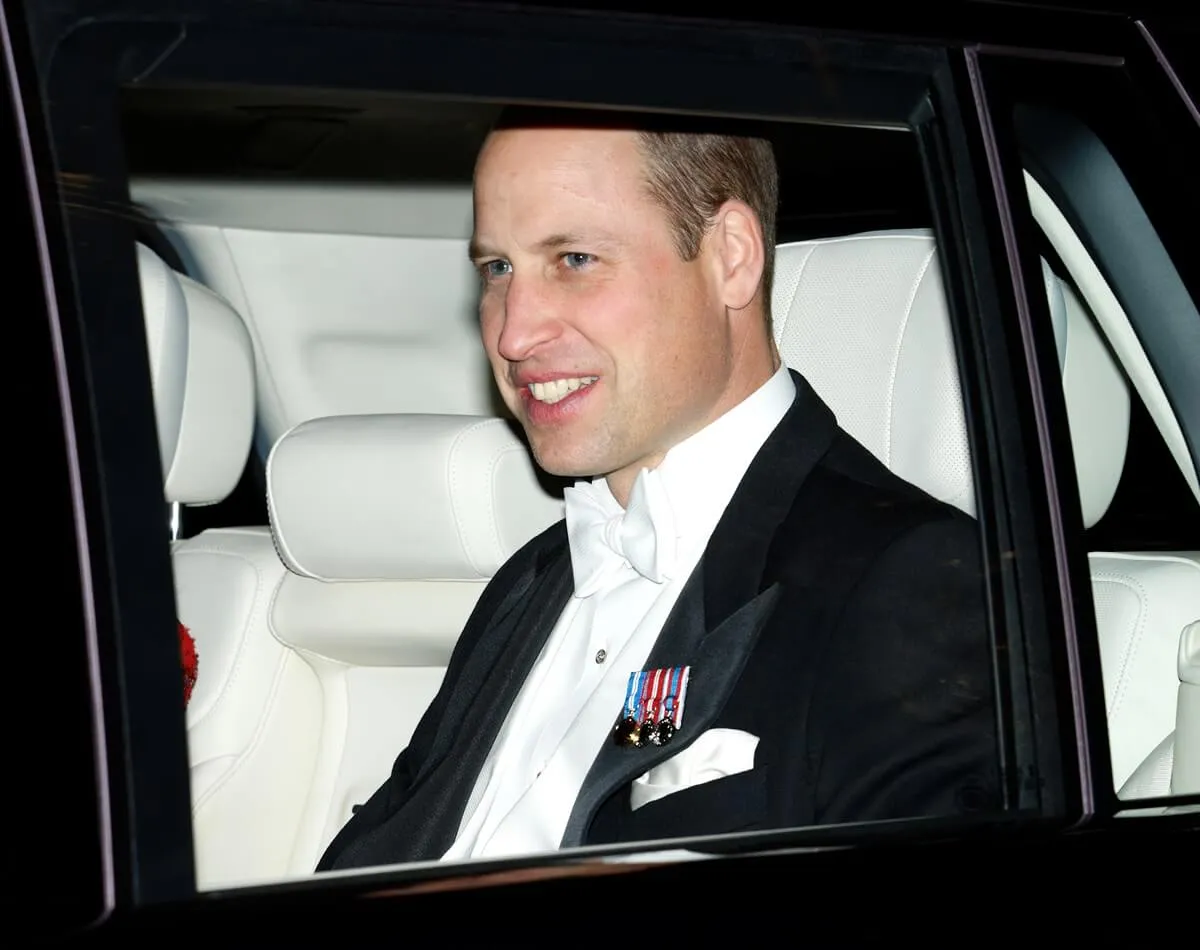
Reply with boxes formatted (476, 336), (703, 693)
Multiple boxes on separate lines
(468, 231), (620, 261)
(537, 231), (621, 252)
(535, 232), (585, 251)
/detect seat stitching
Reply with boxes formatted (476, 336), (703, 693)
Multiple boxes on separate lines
(264, 421), (307, 576)
(1090, 571), (1151, 719)
(487, 444), (527, 570)
(775, 232), (933, 250)
(220, 230), (288, 441)
(193, 575), (331, 816)
(448, 419), (505, 576)
(190, 643), (299, 816)
(884, 245), (937, 468)
(282, 649), (350, 874)
(776, 244), (817, 346)
(174, 546), (270, 726)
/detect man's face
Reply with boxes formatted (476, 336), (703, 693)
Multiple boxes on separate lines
(471, 127), (738, 497)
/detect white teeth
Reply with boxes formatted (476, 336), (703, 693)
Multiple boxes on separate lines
(528, 376), (598, 404)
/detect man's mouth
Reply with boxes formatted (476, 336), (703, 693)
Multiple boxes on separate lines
(527, 376), (599, 405)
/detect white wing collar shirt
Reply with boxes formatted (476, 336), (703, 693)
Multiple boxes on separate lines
(442, 363), (795, 861)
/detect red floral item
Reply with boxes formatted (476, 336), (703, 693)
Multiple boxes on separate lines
(179, 621), (198, 706)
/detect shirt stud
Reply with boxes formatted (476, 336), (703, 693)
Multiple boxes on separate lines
(595, 649), (607, 664)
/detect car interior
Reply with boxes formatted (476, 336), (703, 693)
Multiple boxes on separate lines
(119, 87), (1199, 889)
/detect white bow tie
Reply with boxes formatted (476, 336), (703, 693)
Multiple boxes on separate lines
(564, 468), (677, 598)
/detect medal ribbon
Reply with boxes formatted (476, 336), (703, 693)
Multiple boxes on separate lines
(659, 666), (690, 728)
(619, 666), (691, 740)
(637, 669), (654, 724)
(623, 670), (644, 721)
(650, 668), (666, 724)
(660, 666), (678, 727)
(672, 666), (690, 727)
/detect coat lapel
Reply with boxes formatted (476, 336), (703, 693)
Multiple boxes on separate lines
(406, 529), (574, 851)
(559, 572), (781, 847)
(560, 370), (840, 847)
(418, 534), (571, 778)
(703, 370), (839, 626)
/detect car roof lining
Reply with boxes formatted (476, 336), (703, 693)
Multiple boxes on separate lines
(120, 86), (932, 244)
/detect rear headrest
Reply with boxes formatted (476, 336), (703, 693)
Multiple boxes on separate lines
(1044, 260), (1131, 529)
(139, 243), (188, 483)
(772, 229), (1130, 528)
(773, 230), (974, 515)
(138, 244), (256, 505)
(267, 414), (565, 582)
(1181, 619), (1200, 687)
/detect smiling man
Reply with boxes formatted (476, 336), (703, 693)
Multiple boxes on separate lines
(317, 109), (1000, 870)
(469, 122), (774, 509)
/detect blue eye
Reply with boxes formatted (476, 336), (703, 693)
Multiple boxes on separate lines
(481, 259), (511, 280)
(563, 252), (595, 270)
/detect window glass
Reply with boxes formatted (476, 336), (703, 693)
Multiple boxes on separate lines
(27, 0), (1064, 903)
(130, 91), (1017, 888)
(985, 51), (1200, 807)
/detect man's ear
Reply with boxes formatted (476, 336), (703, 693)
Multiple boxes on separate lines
(709, 199), (765, 312)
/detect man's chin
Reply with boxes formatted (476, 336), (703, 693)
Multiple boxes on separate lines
(528, 445), (604, 482)
(535, 461), (602, 482)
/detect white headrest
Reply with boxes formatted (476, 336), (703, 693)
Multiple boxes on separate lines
(138, 244), (256, 505)
(772, 230), (975, 515)
(168, 275), (257, 504)
(1045, 261), (1131, 529)
(1181, 619), (1200, 687)
(138, 243), (188, 481)
(1042, 258), (1069, 369)
(267, 414), (565, 581)
(772, 230), (1130, 527)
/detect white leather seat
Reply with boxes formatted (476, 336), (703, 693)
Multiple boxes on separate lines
(263, 413), (564, 877)
(1040, 250), (1196, 793)
(771, 229), (1197, 799)
(142, 242), (564, 885)
(1092, 553), (1200, 795)
(138, 244), (302, 886)
(1173, 620), (1200, 795)
(1045, 258), (1199, 797)
(772, 230), (974, 516)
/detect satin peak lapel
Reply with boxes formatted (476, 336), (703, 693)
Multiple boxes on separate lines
(416, 536), (573, 787)
(558, 571), (781, 848)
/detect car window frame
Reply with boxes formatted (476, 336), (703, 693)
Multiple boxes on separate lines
(16, 0), (1115, 917)
(3, 0), (114, 931)
(974, 30), (1200, 814)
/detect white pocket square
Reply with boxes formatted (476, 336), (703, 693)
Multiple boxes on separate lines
(630, 728), (759, 811)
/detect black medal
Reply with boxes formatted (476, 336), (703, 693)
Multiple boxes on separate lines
(650, 717), (675, 746)
(613, 715), (641, 747)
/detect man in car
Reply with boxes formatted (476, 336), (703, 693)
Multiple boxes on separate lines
(317, 109), (1000, 869)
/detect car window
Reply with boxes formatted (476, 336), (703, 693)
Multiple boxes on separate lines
(980, 42), (1200, 809)
(19, 0), (1098, 920)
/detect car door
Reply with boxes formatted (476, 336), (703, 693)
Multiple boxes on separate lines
(7, 0), (1195, 940)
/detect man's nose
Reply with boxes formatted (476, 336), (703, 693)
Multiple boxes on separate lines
(495, 273), (561, 362)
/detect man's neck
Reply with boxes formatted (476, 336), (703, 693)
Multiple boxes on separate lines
(605, 348), (783, 508)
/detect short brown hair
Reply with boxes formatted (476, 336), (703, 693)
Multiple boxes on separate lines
(487, 107), (779, 326)
(634, 131), (778, 325)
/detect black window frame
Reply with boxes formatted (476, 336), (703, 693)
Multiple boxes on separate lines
(3, 0), (113, 934)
